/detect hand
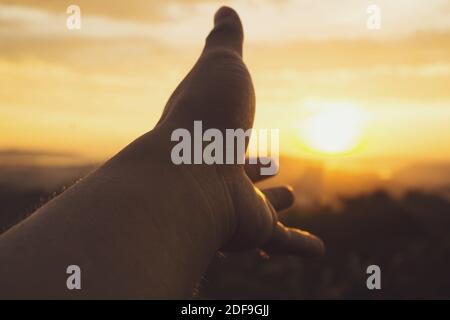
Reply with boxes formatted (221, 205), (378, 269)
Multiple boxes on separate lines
(0, 7), (324, 299)
(147, 7), (324, 257)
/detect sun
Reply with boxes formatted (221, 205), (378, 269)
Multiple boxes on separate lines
(301, 102), (366, 155)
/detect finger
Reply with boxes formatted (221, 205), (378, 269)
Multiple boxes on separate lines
(262, 186), (295, 211)
(157, 7), (244, 126)
(244, 158), (278, 183)
(204, 6), (244, 57)
(262, 222), (325, 257)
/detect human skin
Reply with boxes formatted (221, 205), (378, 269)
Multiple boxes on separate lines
(0, 7), (324, 299)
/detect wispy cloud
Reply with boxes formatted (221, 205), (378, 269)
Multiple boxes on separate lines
(1, 0), (450, 45)
(0, 0), (449, 163)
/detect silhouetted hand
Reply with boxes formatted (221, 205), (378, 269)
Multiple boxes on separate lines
(148, 7), (324, 257)
(0, 6), (324, 299)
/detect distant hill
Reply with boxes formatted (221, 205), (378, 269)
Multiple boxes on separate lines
(201, 190), (450, 299)
(0, 155), (449, 299)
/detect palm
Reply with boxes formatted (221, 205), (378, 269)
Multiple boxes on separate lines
(155, 7), (324, 256)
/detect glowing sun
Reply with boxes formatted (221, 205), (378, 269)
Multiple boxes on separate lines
(301, 102), (366, 154)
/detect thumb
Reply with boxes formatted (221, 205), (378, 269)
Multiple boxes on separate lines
(204, 6), (244, 57)
(157, 6), (252, 131)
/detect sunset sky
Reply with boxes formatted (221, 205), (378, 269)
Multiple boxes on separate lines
(0, 0), (449, 177)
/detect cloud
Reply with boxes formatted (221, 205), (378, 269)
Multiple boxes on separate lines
(1, 0), (450, 45)
(0, 149), (77, 157)
(0, 149), (86, 168)
(0, 1), (449, 163)
(0, 0), (175, 22)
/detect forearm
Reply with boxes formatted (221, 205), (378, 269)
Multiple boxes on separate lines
(0, 131), (229, 299)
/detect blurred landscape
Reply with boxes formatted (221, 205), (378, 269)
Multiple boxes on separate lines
(1, 0), (449, 299)
(1, 153), (449, 299)
(202, 189), (450, 299)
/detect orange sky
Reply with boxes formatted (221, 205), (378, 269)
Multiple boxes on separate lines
(0, 0), (449, 174)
